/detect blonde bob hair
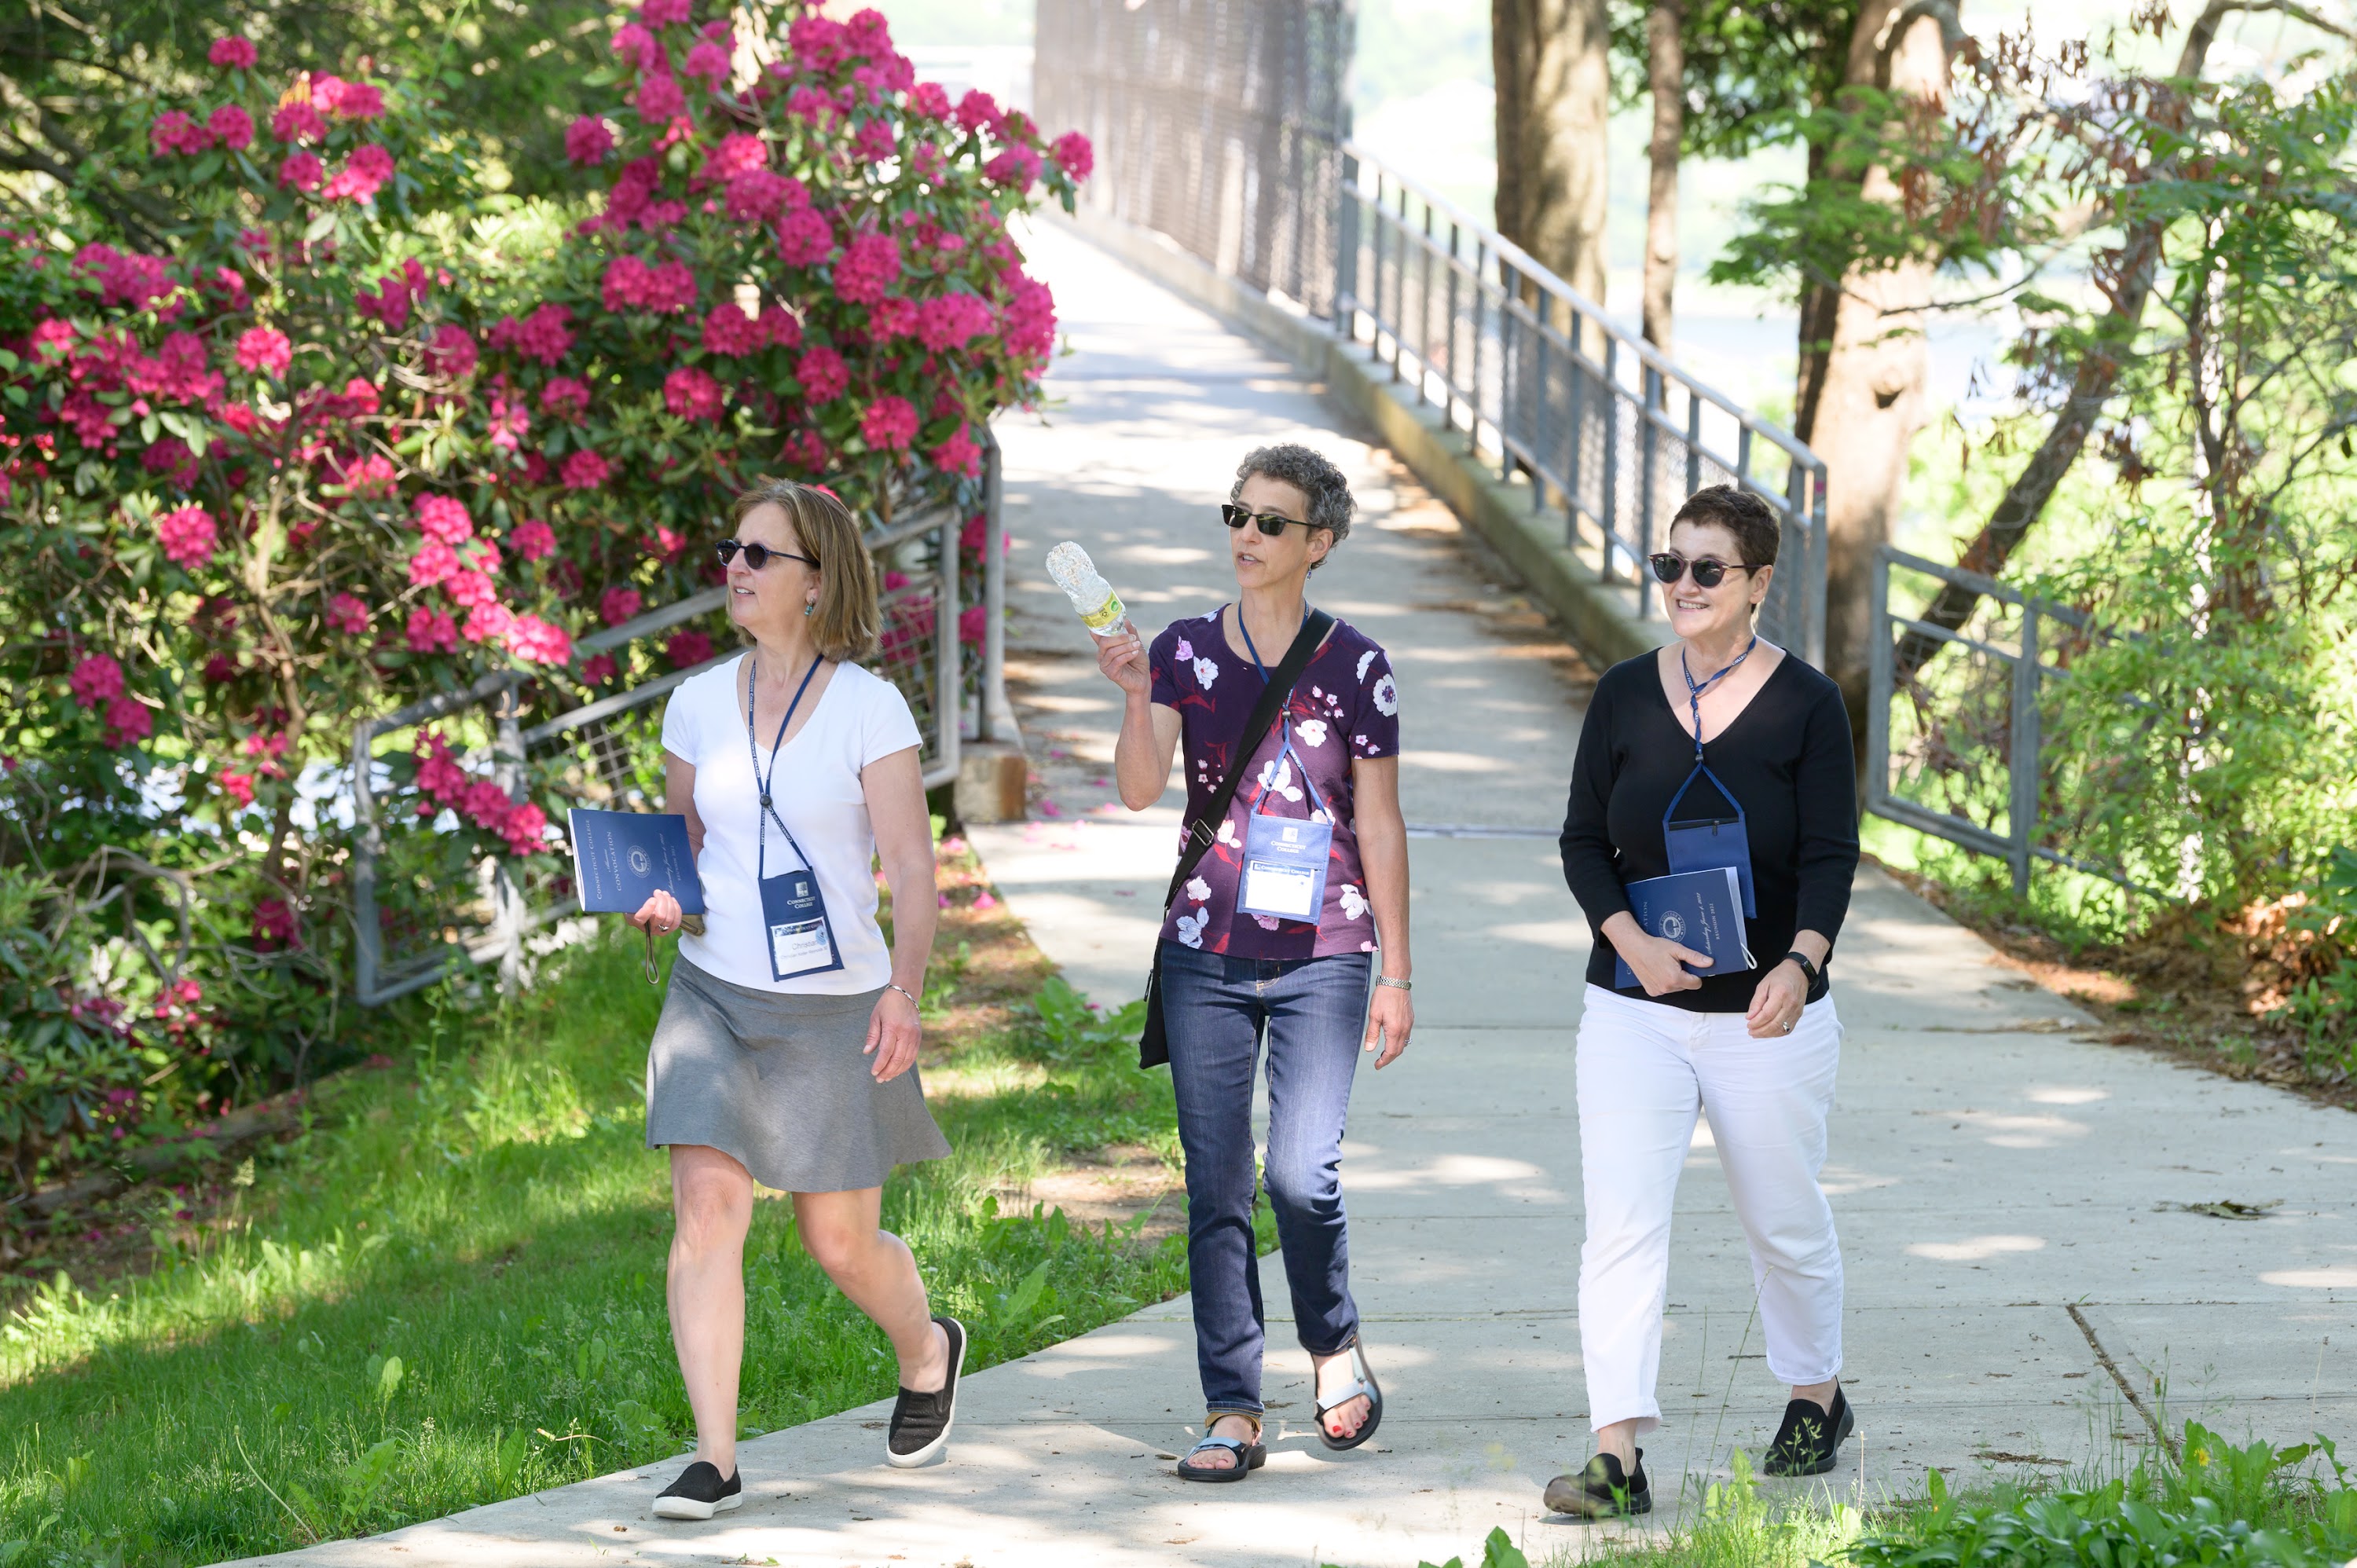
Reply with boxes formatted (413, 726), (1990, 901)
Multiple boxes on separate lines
(730, 478), (878, 664)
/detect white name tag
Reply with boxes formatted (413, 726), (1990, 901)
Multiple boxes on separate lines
(1241, 859), (1321, 920)
(770, 917), (833, 973)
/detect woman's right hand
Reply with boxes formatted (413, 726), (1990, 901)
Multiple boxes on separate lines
(630, 888), (683, 936)
(1094, 626), (1150, 698)
(1609, 922), (1711, 996)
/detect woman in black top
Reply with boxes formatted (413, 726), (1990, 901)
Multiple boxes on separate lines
(1544, 485), (1860, 1519)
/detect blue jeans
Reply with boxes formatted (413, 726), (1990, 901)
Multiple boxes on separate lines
(1158, 941), (1371, 1418)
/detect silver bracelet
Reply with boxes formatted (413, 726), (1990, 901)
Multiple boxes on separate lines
(885, 983), (920, 1008)
(1374, 976), (1412, 991)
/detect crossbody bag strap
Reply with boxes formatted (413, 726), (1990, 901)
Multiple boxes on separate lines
(1160, 609), (1336, 912)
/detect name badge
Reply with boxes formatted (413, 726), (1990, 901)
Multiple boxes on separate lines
(1239, 811), (1332, 922)
(758, 866), (845, 980)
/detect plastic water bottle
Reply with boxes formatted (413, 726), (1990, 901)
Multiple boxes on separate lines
(1045, 541), (1131, 638)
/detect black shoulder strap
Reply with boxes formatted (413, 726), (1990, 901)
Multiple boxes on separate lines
(1161, 609), (1336, 912)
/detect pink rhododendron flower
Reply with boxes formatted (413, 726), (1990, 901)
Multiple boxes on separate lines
(427, 324), (478, 379)
(71, 244), (175, 310)
(207, 104), (255, 152)
(706, 132), (767, 181)
(684, 38), (731, 85)
(542, 377), (591, 422)
(489, 303), (574, 365)
(860, 395), (918, 452)
(487, 390), (530, 451)
(702, 302), (761, 357)
(612, 22), (658, 71)
(273, 101), (328, 143)
(600, 255), (698, 313)
(462, 603), (515, 643)
(104, 694), (153, 748)
(408, 540), (460, 587)
(643, 0), (692, 25)
(445, 568), (498, 608)
(636, 71), (686, 124)
(1051, 130), (1094, 180)
(561, 449), (610, 489)
(157, 504), (221, 569)
(796, 346), (848, 403)
(406, 605), (458, 653)
(210, 36), (258, 69)
(566, 115), (616, 167)
(499, 799), (550, 853)
(664, 365), (724, 422)
(954, 89), (1003, 137)
(328, 80), (387, 119)
(852, 118), (896, 164)
(984, 145), (1041, 192)
(505, 616), (572, 665)
(251, 896), (295, 947)
(960, 601), (988, 646)
(324, 143), (394, 203)
(759, 304), (802, 349)
(235, 327), (292, 378)
(342, 453), (398, 498)
(509, 518), (556, 561)
(151, 112), (212, 157)
(414, 493), (474, 544)
(909, 82), (952, 120)
(665, 628), (713, 668)
(327, 593), (370, 635)
(582, 652), (618, 685)
(218, 770), (256, 808)
(278, 150), (324, 191)
(600, 587), (643, 625)
(868, 295), (917, 339)
(725, 168), (799, 222)
(787, 12), (851, 71)
(775, 207), (832, 266)
(142, 437), (199, 488)
(1003, 275), (1058, 361)
(914, 292), (992, 351)
(932, 426), (982, 478)
(834, 232), (901, 304)
(69, 653), (124, 709)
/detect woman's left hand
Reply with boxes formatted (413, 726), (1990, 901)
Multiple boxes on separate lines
(866, 985), (922, 1082)
(1746, 959), (1809, 1039)
(1363, 982), (1413, 1068)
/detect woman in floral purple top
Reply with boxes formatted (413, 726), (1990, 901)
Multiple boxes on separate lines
(1096, 443), (1414, 1482)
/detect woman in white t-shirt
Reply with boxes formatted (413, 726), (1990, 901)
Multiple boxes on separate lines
(628, 479), (958, 1518)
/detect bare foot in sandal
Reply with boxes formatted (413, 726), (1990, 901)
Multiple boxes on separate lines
(1312, 1349), (1369, 1441)
(1195, 1413), (1259, 1470)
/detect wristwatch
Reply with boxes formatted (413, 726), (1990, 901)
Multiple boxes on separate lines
(1782, 951), (1822, 988)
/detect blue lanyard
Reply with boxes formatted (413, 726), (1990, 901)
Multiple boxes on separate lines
(745, 651), (823, 864)
(1678, 636), (1758, 762)
(1234, 603), (1331, 819)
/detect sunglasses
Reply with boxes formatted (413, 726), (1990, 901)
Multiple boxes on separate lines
(1221, 503), (1328, 538)
(1648, 551), (1761, 590)
(715, 539), (816, 571)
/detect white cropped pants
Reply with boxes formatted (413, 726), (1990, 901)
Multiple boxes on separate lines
(1574, 984), (1845, 1434)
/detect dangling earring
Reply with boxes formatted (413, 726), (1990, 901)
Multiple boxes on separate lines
(804, 599), (816, 617)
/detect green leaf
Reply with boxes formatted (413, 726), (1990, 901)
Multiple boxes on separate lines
(304, 211), (339, 244)
(190, 151), (223, 185)
(376, 1353), (405, 1403)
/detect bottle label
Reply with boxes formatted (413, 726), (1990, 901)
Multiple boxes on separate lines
(1080, 592), (1125, 633)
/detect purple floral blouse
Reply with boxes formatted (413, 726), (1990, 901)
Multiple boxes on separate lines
(1148, 606), (1401, 958)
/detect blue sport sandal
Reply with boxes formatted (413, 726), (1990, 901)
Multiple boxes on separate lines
(1176, 1416), (1266, 1483)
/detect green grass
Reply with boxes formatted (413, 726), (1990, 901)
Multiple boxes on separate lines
(1407, 1423), (2357, 1568)
(0, 932), (1190, 1568)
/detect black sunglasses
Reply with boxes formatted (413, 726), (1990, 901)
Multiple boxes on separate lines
(716, 539), (816, 571)
(1648, 551), (1760, 590)
(1221, 503), (1328, 538)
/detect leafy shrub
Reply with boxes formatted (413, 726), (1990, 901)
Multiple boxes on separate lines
(0, 0), (1090, 1192)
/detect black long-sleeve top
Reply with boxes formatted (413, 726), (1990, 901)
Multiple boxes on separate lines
(1559, 650), (1860, 1011)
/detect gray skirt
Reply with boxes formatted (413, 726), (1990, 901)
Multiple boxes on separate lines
(645, 957), (950, 1192)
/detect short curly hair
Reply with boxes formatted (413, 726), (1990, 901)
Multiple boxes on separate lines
(1670, 484), (1781, 567)
(1231, 443), (1355, 559)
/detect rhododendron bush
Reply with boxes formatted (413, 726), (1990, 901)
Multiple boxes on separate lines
(0, 0), (1087, 1190)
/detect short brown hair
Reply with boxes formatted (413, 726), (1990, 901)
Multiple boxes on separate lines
(1670, 484), (1781, 567)
(730, 478), (878, 663)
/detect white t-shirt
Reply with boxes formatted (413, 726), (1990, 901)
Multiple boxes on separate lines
(659, 654), (922, 994)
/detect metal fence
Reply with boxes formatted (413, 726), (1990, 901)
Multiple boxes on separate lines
(1334, 148), (1829, 666)
(1034, 0), (1354, 317)
(349, 438), (1008, 1006)
(1866, 545), (2160, 898)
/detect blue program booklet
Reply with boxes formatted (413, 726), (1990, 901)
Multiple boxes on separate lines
(567, 808), (706, 915)
(1612, 866), (1754, 989)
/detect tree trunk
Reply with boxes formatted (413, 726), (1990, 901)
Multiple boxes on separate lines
(1491, 0), (1611, 309)
(1790, 0), (1956, 750)
(1642, 0), (1684, 350)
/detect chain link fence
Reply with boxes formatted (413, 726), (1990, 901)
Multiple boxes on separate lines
(1034, 0), (1354, 317)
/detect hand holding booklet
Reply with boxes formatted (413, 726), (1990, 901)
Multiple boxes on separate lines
(1612, 866), (1754, 990)
(568, 808), (705, 915)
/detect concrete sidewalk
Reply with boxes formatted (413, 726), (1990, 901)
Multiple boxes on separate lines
(219, 218), (2357, 1568)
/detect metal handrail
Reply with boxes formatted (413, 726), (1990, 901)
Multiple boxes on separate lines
(1333, 142), (1830, 666)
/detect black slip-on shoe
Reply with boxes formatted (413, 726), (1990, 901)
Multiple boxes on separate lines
(651, 1460), (742, 1520)
(1543, 1450), (1651, 1519)
(885, 1314), (966, 1468)
(1762, 1387), (1855, 1477)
